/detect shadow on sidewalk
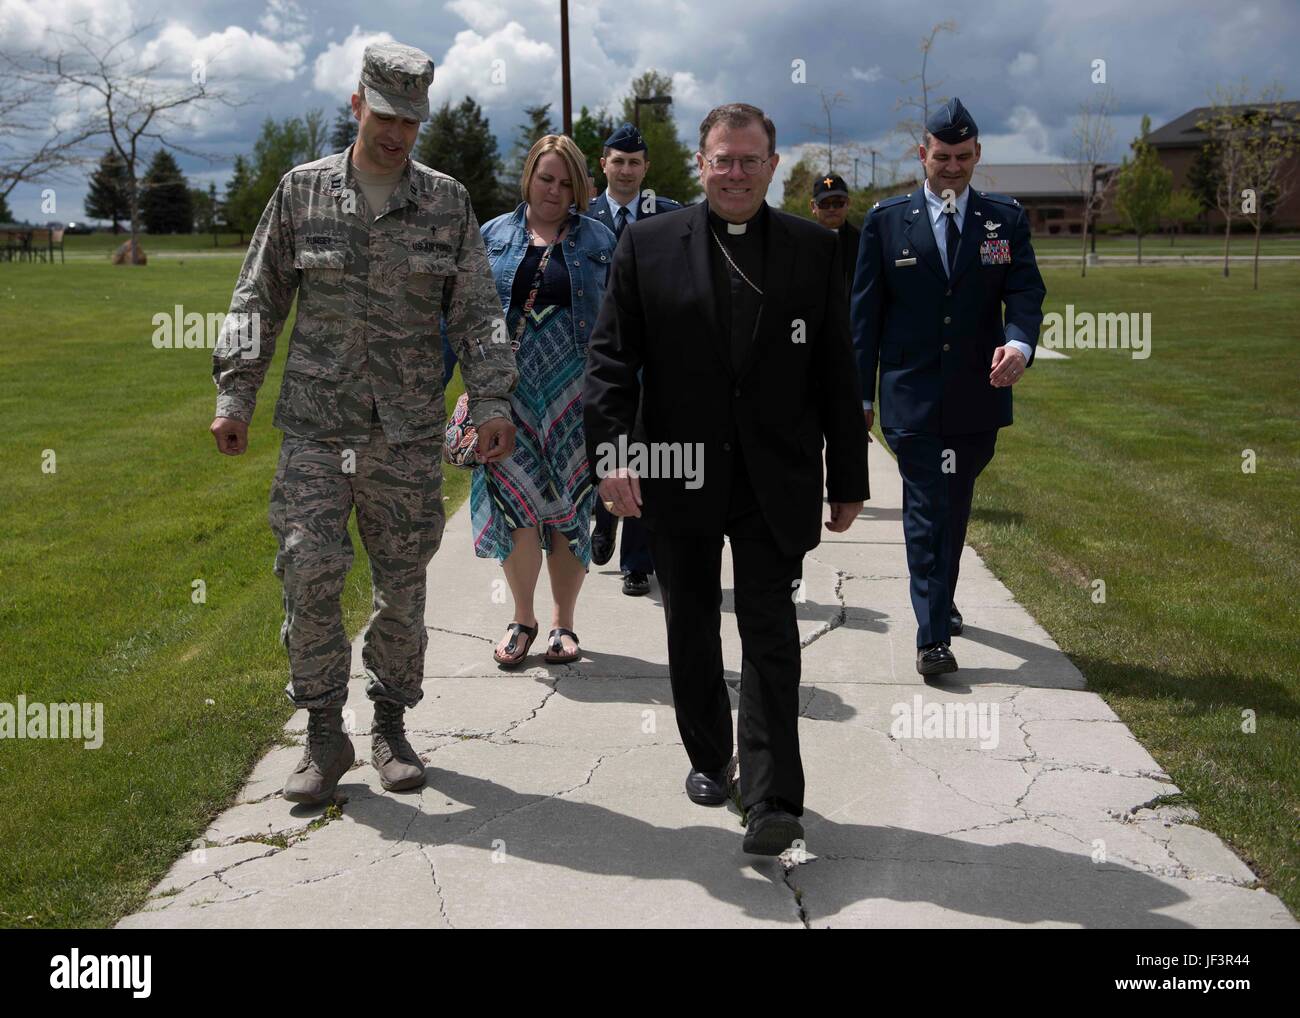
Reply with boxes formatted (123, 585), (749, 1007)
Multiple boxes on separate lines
(341, 771), (1193, 928)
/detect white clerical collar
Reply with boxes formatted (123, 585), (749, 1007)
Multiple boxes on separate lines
(726, 221), (747, 234)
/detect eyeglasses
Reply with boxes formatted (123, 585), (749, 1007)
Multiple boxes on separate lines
(816, 198), (848, 210)
(704, 155), (770, 175)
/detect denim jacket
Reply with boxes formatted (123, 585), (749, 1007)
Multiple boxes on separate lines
(479, 202), (616, 356)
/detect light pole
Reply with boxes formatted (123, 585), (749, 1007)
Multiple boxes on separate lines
(634, 95), (672, 129)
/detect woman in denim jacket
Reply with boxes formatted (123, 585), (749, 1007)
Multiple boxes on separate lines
(474, 134), (616, 668)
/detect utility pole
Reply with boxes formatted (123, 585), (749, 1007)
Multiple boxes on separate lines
(560, 0), (572, 135)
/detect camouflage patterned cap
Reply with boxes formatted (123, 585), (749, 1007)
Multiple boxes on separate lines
(359, 42), (435, 122)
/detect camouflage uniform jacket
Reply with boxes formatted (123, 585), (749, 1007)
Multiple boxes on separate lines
(213, 146), (518, 443)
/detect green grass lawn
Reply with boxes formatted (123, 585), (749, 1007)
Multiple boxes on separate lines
(1031, 233), (1300, 256)
(954, 263), (1300, 913)
(0, 259), (466, 927)
(60, 232), (251, 256)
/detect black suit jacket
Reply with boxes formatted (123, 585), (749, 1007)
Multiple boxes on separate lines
(584, 201), (869, 557)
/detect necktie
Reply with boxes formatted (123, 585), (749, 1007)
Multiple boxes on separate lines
(944, 207), (960, 277)
(614, 205), (629, 238)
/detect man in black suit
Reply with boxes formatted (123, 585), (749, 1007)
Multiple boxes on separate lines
(584, 103), (869, 855)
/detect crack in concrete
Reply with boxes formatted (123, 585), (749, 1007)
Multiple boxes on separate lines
(499, 677), (560, 738)
(427, 624), (494, 644)
(798, 554), (848, 650)
(419, 845), (455, 928)
(780, 865), (811, 928)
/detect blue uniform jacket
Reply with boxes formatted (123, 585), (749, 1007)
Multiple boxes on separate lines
(587, 190), (683, 236)
(851, 186), (1046, 435)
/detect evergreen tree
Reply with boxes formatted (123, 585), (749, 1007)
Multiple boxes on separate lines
(224, 155), (257, 243)
(616, 71), (701, 204)
(85, 149), (132, 233)
(508, 104), (556, 186)
(416, 96), (509, 221)
(573, 105), (616, 195)
(140, 149), (192, 234)
(330, 103), (357, 151)
(0, 192), (12, 223)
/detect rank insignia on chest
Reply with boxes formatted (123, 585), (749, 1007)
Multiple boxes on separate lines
(980, 239), (1011, 265)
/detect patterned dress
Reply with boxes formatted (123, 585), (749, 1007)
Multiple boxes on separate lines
(471, 242), (595, 567)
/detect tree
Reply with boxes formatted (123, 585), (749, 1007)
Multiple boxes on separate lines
(573, 105), (616, 194)
(1198, 82), (1252, 278)
(894, 21), (958, 149)
(508, 104), (556, 185)
(15, 20), (233, 263)
(616, 71), (700, 204)
(780, 154), (819, 215)
(329, 104), (357, 151)
(1186, 142), (1222, 217)
(1060, 88), (1116, 277)
(190, 181), (221, 243)
(140, 149), (192, 234)
(1113, 115), (1172, 264)
(245, 117), (310, 222)
(224, 155), (257, 244)
(1236, 85), (1297, 290)
(1162, 189), (1202, 244)
(416, 96), (509, 221)
(85, 148), (131, 233)
(303, 108), (328, 162)
(0, 52), (95, 216)
(808, 88), (850, 175)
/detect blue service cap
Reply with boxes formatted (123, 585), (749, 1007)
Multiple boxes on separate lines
(604, 122), (647, 153)
(926, 97), (978, 144)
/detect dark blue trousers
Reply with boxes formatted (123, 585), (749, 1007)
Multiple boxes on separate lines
(883, 427), (998, 647)
(592, 500), (655, 575)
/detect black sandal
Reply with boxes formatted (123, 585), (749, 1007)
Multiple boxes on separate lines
(544, 628), (581, 664)
(494, 622), (538, 669)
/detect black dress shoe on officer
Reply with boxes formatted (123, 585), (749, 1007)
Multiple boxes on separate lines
(685, 768), (732, 806)
(591, 527), (615, 566)
(622, 571), (651, 596)
(949, 604), (964, 635)
(743, 799), (804, 856)
(916, 642), (958, 676)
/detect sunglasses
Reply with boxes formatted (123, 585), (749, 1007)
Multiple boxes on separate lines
(816, 197), (848, 210)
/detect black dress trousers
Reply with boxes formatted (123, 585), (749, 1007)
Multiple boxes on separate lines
(649, 447), (806, 814)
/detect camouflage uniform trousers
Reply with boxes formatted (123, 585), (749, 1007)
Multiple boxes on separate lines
(269, 420), (446, 710)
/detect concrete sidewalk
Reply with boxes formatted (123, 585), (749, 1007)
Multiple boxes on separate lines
(120, 445), (1296, 929)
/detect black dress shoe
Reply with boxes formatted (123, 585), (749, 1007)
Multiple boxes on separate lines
(949, 604), (963, 635)
(591, 527), (615, 566)
(685, 768), (732, 806)
(916, 642), (958, 676)
(743, 800), (804, 856)
(622, 571), (651, 596)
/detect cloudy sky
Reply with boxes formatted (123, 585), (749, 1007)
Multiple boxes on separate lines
(4, 0), (1299, 223)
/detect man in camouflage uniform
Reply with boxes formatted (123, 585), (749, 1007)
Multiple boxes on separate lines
(210, 43), (518, 805)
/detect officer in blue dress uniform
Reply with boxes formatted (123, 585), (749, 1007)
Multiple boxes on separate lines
(588, 122), (683, 597)
(851, 97), (1046, 676)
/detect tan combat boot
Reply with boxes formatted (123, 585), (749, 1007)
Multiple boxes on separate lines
(283, 706), (355, 805)
(371, 700), (425, 791)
